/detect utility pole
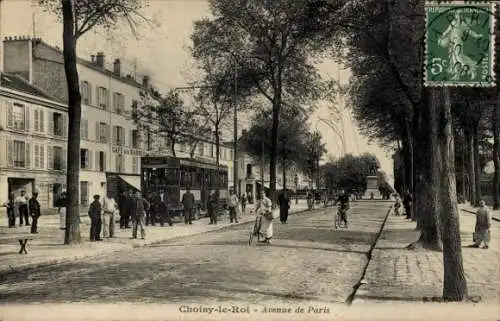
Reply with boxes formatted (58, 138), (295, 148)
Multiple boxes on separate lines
(233, 60), (239, 196)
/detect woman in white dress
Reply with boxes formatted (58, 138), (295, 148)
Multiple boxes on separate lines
(254, 190), (275, 244)
(58, 191), (67, 230)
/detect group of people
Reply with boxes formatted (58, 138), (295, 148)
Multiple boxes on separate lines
(2, 190), (41, 234)
(394, 191), (413, 219)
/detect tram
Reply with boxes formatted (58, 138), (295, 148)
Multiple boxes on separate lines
(141, 156), (229, 219)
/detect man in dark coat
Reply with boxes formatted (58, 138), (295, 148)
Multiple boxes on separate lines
(403, 191), (413, 220)
(131, 191), (149, 239)
(29, 192), (41, 234)
(118, 191), (130, 229)
(278, 190), (291, 224)
(88, 194), (102, 241)
(182, 187), (195, 225)
(156, 196), (173, 227)
(208, 190), (219, 225)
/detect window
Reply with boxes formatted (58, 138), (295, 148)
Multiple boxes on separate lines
(34, 145), (45, 169)
(99, 122), (108, 143)
(96, 151), (106, 172)
(80, 119), (88, 140)
(53, 112), (64, 136)
(80, 181), (89, 205)
(34, 109), (44, 132)
(13, 141), (26, 167)
(113, 126), (125, 146)
(198, 142), (204, 156)
(246, 164), (253, 177)
(11, 103), (26, 130)
(53, 146), (64, 170)
(115, 154), (124, 172)
(97, 86), (108, 109)
(113, 92), (125, 113)
(80, 148), (91, 169)
(131, 129), (140, 149)
(81, 81), (92, 105)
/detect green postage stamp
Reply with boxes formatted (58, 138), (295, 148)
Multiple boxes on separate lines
(425, 1), (496, 87)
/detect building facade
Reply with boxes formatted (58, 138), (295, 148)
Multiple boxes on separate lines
(1, 36), (236, 207)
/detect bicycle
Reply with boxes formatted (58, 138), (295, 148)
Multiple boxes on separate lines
(248, 215), (263, 246)
(335, 206), (348, 229)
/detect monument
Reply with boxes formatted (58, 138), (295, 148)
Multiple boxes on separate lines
(363, 169), (382, 200)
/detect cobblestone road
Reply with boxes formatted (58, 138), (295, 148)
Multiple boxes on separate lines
(0, 202), (391, 305)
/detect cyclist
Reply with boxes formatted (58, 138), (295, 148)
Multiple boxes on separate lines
(333, 190), (350, 228)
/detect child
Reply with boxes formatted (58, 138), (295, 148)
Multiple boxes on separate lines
(394, 196), (402, 216)
(88, 195), (102, 241)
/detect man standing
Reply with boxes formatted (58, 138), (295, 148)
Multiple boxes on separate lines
(88, 195), (102, 241)
(208, 190), (218, 225)
(131, 191), (149, 239)
(278, 190), (291, 224)
(156, 195), (173, 227)
(228, 190), (239, 223)
(28, 192), (41, 234)
(118, 191), (130, 229)
(101, 194), (116, 238)
(403, 191), (413, 220)
(182, 187), (195, 225)
(240, 193), (247, 214)
(16, 190), (30, 226)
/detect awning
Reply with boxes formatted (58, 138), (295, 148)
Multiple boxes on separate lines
(118, 175), (141, 191)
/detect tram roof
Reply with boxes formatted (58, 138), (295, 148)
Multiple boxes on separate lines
(141, 155), (228, 171)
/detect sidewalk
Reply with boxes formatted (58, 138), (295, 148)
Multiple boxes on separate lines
(0, 201), (309, 275)
(353, 206), (500, 305)
(458, 202), (500, 222)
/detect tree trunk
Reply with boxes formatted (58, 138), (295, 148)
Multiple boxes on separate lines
(270, 91), (282, 207)
(408, 96), (442, 250)
(62, 0), (82, 244)
(493, 100), (500, 209)
(215, 126), (220, 186)
(171, 140), (176, 157)
(466, 133), (476, 206)
(473, 128), (482, 205)
(282, 158), (287, 191)
(432, 88), (468, 301)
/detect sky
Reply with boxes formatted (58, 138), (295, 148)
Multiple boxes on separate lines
(0, 0), (395, 184)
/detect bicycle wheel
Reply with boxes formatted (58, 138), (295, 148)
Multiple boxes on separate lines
(248, 218), (259, 246)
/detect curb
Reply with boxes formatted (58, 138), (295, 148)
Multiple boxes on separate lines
(347, 203), (394, 306)
(460, 208), (500, 222)
(0, 206), (314, 277)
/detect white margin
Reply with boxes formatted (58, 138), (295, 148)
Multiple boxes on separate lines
(424, 1), (497, 87)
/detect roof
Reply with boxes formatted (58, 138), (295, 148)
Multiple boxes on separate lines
(1, 72), (57, 101)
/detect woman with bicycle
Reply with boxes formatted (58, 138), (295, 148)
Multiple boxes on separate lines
(333, 190), (350, 228)
(254, 190), (274, 244)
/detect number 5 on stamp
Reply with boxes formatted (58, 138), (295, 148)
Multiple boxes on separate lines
(425, 1), (496, 87)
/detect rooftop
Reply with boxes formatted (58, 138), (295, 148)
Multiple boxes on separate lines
(0, 72), (57, 101)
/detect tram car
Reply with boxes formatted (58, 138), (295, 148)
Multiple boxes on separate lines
(141, 156), (229, 220)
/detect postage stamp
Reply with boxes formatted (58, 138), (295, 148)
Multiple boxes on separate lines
(424, 1), (496, 87)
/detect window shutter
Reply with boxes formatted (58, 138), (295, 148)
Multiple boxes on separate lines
(62, 148), (67, 170)
(84, 119), (88, 139)
(47, 146), (53, 169)
(48, 112), (54, 135)
(103, 152), (107, 171)
(95, 150), (100, 170)
(88, 82), (92, 105)
(40, 110), (44, 132)
(106, 124), (110, 143)
(34, 145), (39, 168)
(40, 145), (45, 169)
(34, 110), (39, 131)
(106, 90), (110, 109)
(121, 128), (125, 145)
(112, 126), (117, 145)
(25, 107), (30, 131)
(62, 114), (68, 137)
(88, 149), (93, 170)
(7, 102), (13, 128)
(25, 143), (31, 168)
(95, 122), (100, 142)
(96, 86), (101, 107)
(7, 140), (13, 167)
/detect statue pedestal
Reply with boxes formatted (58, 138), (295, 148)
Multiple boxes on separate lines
(363, 176), (382, 200)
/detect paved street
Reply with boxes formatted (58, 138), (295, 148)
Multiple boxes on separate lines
(0, 201), (391, 305)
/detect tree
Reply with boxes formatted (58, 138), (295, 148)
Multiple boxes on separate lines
(39, 0), (149, 244)
(132, 89), (209, 157)
(191, 0), (329, 205)
(299, 131), (327, 188)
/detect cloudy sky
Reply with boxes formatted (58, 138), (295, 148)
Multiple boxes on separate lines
(1, 0), (395, 183)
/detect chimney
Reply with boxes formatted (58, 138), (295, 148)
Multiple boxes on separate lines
(113, 58), (121, 76)
(142, 75), (150, 89)
(95, 52), (104, 67)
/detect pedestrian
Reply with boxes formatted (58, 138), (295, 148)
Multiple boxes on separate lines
(255, 190), (274, 244)
(101, 194), (116, 238)
(403, 191), (413, 220)
(118, 191), (130, 229)
(394, 195), (402, 216)
(468, 200), (492, 249)
(208, 190), (218, 225)
(28, 192), (41, 234)
(156, 196), (173, 227)
(2, 193), (17, 228)
(182, 187), (195, 225)
(241, 193), (247, 214)
(145, 193), (157, 226)
(88, 195), (102, 241)
(58, 191), (67, 230)
(16, 190), (30, 226)
(228, 190), (239, 223)
(278, 190), (291, 224)
(131, 191), (149, 239)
